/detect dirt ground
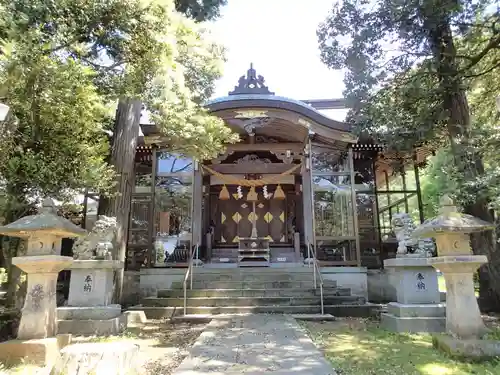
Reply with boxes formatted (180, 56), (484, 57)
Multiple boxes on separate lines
(75, 320), (207, 375)
(1, 320), (207, 375)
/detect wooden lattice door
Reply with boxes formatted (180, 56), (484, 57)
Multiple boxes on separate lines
(213, 187), (288, 245)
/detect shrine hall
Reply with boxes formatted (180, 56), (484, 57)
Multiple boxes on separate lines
(83, 65), (430, 271)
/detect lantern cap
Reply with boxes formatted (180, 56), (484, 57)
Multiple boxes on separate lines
(0, 198), (87, 238)
(412, 195), (494, 239)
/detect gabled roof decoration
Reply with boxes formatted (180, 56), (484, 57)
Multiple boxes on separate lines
(229, 63), (275, 95)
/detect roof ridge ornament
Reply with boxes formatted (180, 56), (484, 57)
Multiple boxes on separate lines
(229, 63), (275, 95)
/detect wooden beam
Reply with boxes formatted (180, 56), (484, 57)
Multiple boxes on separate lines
(207, 163), (301, 175)
(226, 143), (303, 153)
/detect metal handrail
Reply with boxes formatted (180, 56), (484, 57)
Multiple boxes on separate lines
(183, 243), (199, 315)
(308, 243), (324, 315)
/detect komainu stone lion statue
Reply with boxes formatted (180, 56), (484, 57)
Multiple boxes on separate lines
(72, 216), (117, 260)
(392, 213), (434, 257)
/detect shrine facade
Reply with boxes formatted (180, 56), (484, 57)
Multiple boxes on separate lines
(100, 65), (429, 271)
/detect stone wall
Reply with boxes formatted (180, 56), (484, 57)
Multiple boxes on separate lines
(321, 267), (368, 299)
(139, 268), (185, 297)
(122, 271), (140, 307)
(367, 269), (397, 303)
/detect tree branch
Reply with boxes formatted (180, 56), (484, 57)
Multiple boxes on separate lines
(464, 60), (500, 78)
(461, 34), (500, 72)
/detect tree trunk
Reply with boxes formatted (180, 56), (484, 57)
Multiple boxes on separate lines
(426, 16), (500, 311)
(103, 98), (141, 304)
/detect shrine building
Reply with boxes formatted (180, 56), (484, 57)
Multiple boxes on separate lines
(83, 65), (430, 310)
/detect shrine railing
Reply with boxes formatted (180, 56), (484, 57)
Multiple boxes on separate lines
(183, 243), (200, 315)
(308, 243), (324, 315)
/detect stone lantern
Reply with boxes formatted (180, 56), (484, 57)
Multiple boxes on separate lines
(413, 195), (493, 340)
(0, 198), (86, 365)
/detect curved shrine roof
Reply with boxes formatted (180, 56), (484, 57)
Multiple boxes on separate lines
(205, 64), (352, 136)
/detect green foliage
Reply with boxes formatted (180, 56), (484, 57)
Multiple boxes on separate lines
(175, 0), (227, 22)
(318, 1), (500, 206)
(0, 46), (115, 200)
(419, 148), (458, 217)
(0, 0), (235, 219)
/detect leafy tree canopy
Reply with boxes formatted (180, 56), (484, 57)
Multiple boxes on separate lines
(317, 0), (500, 204)
(175, 0), (227, 22)
(318, 0), (499, 150)
(0, 0), (236, 209)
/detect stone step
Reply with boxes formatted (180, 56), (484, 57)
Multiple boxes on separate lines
(189, 273), (317, 282)
(169, 313), (336, 323)
(127, 304), (378, 318)
(157, 287), (351, 298)
(290, 314), (336, 321)
(143, 295), (365, 307)
(171, 280), (337, 290)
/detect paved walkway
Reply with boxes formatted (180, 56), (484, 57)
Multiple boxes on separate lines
(172, 314), (336, 375)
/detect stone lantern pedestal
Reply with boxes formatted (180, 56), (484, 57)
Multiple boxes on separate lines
(428, 255), (488, 338)
(381, 256), (445, 332)
(57, 260), (125, 335)
(0, 199), (86, 366)
(413, 196), (500, 359)
(13, 256), (74, 340)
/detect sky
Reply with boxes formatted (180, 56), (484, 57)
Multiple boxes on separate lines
(207, 0), (348, 121)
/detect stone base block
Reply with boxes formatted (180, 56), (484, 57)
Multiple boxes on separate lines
(433, 334), (500, 360)
(57, 304), (122, 320)
(384, 258), (440, 304)
(381, 312), (445, 333)
(0, 336), (70, 366)
(51, 342), (139, 375)
(123, 310), (147, 325)
(58, 316), (124, 336)
(387, 302), (445, 318)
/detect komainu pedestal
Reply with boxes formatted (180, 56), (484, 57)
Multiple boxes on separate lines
(58, 260), (124, 336)
(381, 257), (445, 333)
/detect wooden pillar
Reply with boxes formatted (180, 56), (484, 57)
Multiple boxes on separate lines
(384, 170), (392, 224)
(372, 157), (383, 265)
(191, 161), (203, 250)
(413, 154), (425, 223)
(103, 98), (141, 304)
(202, 176), (212, 260)
(348, 148), (361, 266)
(302, 142), (314, 249)
(82, 190), (88, 229)
(148, 147), (158, 268)
(402, 169), (409, 213)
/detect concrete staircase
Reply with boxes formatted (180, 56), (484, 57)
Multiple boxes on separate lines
(132, 268), (372, 318)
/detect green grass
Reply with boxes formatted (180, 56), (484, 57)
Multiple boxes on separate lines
(302, 319), (500, 375)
